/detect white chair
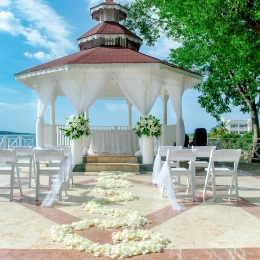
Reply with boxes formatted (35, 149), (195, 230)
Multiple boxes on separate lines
(162, 149), (197, 201)
(0, 149), (23, 200)
(34, 149), (65, 201)
(9, 146), (34, 188)
(153, 146), (182, 186)
(158, 146), (183, 166)
(203, 149), (241, 201)
(47, 146), (73, 187)
(191, 146), (216, 186)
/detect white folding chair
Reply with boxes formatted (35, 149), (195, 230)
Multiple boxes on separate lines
(47, 146), (73, 188)
(203, 149), (241, 201)
(191, 146), (216, 186)
(0, 149), (23, 200)
(158, 146), (183, 166)
(9, 146), (34, 188)
(153, 146), (182, 186)
(162, 149), (197, 201)
(34, 149), (65, 201)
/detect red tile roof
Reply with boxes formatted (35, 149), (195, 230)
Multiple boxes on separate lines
(15, 46), (200, 76)
(78, 21), (142, 41)
(91, 0), (119, 9)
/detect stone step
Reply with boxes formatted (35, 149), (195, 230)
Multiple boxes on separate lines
(73, 162), (153, 173)
(83, 156), (140, 164)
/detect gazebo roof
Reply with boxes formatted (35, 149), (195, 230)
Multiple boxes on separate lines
(77, 21), (142, 41)
(15, 46), (201, 77)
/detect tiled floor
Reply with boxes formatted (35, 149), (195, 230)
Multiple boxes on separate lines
(0, 167), (260, 259)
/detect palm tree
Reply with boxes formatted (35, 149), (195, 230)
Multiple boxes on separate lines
(217, 121), (228, 136)
(209, 126), (220, 137)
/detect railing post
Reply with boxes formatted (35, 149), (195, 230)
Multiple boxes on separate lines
(3, 136), (7, 149)
(19, 136), (22, 146)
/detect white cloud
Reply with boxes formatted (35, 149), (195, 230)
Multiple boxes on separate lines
(0, 11), (22, 35)
(147, 34), (181, 60)
(103, 103), (127, 112)
(24, 51), (53, 62)
(0, 102), (37, 110)
(0, 0), (11, 7)
(0, 0), (75, 62)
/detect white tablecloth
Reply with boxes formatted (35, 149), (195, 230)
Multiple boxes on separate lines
(89, 130), (139, 154)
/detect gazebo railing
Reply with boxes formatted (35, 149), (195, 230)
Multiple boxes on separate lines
(56, 125), (128, 146)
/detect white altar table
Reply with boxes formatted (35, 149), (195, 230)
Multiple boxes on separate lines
(89, 130), (138, 154)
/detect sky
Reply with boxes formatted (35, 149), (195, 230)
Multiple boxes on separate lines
(0, 0), (250, 134)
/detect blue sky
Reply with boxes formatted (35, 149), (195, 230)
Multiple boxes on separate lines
(0, 0), (250, 134)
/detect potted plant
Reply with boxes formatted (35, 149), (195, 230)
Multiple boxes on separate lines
(60, 114), (91, 164)
(133, 115), (162, 164)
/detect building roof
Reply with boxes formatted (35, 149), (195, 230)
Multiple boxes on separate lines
(78, 21), (142, 41)
(15, 46), (201, 77)
(91, 0), (119, 8)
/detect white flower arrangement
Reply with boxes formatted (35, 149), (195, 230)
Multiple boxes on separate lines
(133, 114), (162, 138)
(60, 114), (91, 139)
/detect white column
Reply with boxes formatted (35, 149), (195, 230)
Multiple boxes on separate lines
(36, 97), (44, 147)
(161, 94), (168, 146)
(50, 96), (57, 146)
(126, 99), (132, 130)
(84, 109), (91, 150)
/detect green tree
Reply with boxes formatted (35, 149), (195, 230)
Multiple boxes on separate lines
(124, 0), (260, 160)
(217, 121), (228, 136)
(209, 126), (220, 138)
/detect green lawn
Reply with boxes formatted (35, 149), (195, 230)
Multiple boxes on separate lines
(225, 163), (260, 175)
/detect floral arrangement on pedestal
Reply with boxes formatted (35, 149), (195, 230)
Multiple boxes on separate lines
(60, 114), (92, 139)
(133, 114), (162, 138)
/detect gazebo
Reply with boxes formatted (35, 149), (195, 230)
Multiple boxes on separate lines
(15, 0), (202, 164)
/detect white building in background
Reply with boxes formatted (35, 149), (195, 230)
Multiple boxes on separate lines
(221, 117), (252, 135)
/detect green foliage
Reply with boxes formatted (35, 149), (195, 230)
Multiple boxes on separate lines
(220, 133), (241, 139)
(133, 114), (162, 138)
(124, 0), (260, 140)
(60, 114), (92, 140)
(242, 131), (253, 138)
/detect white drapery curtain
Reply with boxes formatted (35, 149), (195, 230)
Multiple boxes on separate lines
(59, 73), (110, 114)
(115, 73), (162, 115)
(147, 75), (163, 113)
(165, 79), (185, 146)
(36, 78), (56, 147)
(115, 72), (145, 114)
(115, 73), (162, 154)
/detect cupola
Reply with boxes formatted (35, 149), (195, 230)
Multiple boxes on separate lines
(90, 0), (128, 23)
(77, 0), (142, 52)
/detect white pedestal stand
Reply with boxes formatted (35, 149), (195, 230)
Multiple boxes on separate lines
(71, 137), (83, 165)
(142, 135), (154, 164)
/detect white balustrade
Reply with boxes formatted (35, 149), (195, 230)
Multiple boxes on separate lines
(55, 125), (128, 146)
(0, 135), (36, 149)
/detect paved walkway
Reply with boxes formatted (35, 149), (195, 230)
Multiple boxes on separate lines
(0, 168), (260, 259)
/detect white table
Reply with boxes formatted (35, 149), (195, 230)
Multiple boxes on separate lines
(89, 130), (138, 154)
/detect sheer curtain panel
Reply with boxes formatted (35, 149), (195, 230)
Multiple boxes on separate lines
(36, 78), (56, 147)
(166, 79), (185, 146)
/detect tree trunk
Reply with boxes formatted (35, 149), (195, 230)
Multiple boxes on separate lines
(248, 101), (260, 163)
(233, 78), (260, 163)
